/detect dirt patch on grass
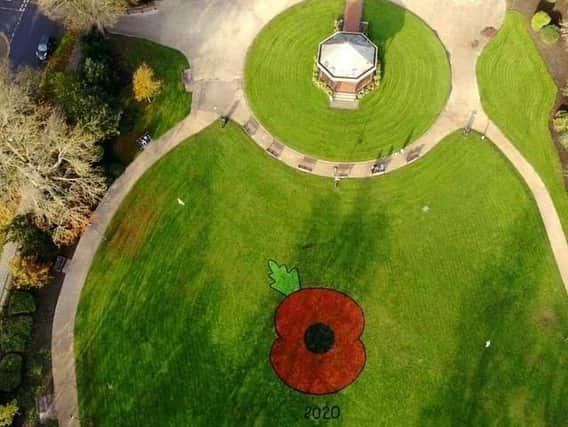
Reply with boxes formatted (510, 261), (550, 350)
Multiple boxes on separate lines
(511, 0), (568, 188)
(535, 306), (559, 332)
(106, 203), (159, 259)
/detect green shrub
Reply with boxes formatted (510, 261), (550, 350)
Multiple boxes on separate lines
(0, 354), (23, 392)
(8, 291), (36, 315)
(553, 110), (568, 132)
(0, 316), (33, 353)
(531, 11), (551, 32)
(540, 24), (561, 44)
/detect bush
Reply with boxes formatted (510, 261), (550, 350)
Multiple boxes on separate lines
(10, 255), (52, 290)
(0, 400), (18, 427)
(540, 24), (561, 44)
(0, 316), (33, 353)
(0, 354), (23, 392)
(531, 11), (551, 32)
(8, 291), (36, 315)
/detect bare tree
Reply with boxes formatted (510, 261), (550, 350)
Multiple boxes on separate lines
(38, 0), (127, 33)
(0, 67), (107, 246)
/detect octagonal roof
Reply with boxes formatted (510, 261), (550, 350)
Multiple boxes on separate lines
(318, 32), (378, 81)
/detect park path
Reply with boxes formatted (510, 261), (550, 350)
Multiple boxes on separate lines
(0, 241), (16, 307)
(52, 0), (568, 425)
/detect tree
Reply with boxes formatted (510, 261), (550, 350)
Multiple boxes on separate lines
(38, 0), (127, 33)
(10, 254), (52, 289)
(0, 66), (107, 246)
(44, 71), (118, 139)
(4, 214), (57, 261)
(0, 400), (18, 427)
(132, 63), (163, 103)
(531, 11), (551, 32)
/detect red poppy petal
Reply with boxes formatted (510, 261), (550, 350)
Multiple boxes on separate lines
(271, 337), (365, 395)
(274, 289), (364, 342)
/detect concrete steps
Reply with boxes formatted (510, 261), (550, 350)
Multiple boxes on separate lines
(330, 92), (359, 110)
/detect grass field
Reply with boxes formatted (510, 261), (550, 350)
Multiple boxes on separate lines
(76, 123), (568, 426)
(478, 11), (568, 236)
(245, 0), (450, 161)
(110, 36), (192, 164)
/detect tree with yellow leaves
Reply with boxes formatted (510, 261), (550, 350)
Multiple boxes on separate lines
(0, 400), (18, 427)
(10, 255), (52, 289)
(132, 63), (162, 103)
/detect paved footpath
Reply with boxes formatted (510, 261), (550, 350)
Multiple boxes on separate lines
(0, 241), (16, 307)
(51, 0), (568, 425)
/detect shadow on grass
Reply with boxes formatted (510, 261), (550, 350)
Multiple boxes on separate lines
(291, 186), (390, 300)
(418, 211), (568, 426)
(368, 0), (406, 78)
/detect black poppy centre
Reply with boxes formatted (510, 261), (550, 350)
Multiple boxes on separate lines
(304, 322), (335, 354)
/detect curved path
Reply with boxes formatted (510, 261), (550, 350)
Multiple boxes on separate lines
(51, 0), (568, 425)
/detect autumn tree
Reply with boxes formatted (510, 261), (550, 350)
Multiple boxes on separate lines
(9, 255), (52, 289)
(132, 63), (163, 103)
(0, 400), (18, 427)
(0, 66), (107, 246)
(38, 0), (127, 33)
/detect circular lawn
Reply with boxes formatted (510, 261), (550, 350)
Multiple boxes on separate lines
(75, 123), (568, 426)
(245, 0), (451, 161)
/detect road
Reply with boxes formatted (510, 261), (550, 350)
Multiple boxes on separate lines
(0, 0), (62, 69)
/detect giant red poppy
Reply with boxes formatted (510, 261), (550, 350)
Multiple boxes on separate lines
(270, 288), (366, 395)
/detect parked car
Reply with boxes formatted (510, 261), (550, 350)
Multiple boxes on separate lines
(35, 35), (54, 61)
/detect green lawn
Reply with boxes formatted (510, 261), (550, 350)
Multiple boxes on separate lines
(110, 35), (192, 164)
(245, 0), (450, 161)
(76, 123), (567, 426)
(478, 11), (568, 236)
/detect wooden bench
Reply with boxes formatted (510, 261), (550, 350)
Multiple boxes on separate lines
(298, 157), (317, 172)
(267, 141), (284, 158)
(244, 118), (259, 136)
(335, 164), (353, 177)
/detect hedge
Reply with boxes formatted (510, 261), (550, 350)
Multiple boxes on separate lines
(0, 354), (23, 392)
(0, 316), (33, 353)
(7, 291), (36, 316)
